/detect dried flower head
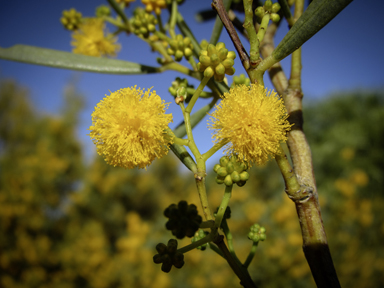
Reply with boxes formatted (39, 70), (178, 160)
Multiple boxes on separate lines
(89, 86), (173, 169)
(208, 84), (292, 166)
(71, 18), (120, 57)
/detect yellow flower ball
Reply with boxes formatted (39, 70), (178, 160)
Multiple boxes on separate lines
(208, 84), (292, 166)
(89, 87), (173, 169)
(71, 18), (120, 57)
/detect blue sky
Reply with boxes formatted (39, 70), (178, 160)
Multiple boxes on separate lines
(1, 0), (384, 169)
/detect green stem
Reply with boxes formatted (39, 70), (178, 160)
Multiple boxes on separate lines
(275, 144), (302, 195)
(243, 241), (258, 268)
(103, 16), (128, 31)
(257, 14), (271, 43)
(214, 185), (232, 229)
(176, 12), (201, 58)
(202, 139), (229, 162)
(243, 0), (260, 67)
(107, 0), (131, 32)
(177, 233), (215, 254)
(154, 30), (172, 43)
(186, 76), (211, 113)
(210, 0), (232, 44)
(169, 0), (178, 39)
(214, 235), (258, 288)
(221, 219), (242, 267)
(156, 13), (165, 34)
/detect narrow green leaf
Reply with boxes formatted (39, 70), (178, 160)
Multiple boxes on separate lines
(273, 0), (353, 62)
(169, 143), (197, 173)
(0, 45), (159, 74)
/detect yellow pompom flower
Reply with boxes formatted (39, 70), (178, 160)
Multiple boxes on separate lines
(208, 84), (292, 166)
(89, 87), (173, 169)
(141, 0), (167, 15)
(71, 18), (120, 57)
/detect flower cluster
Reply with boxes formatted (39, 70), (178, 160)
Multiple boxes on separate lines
(209, 84), (292, 166)
(141, 0), (167, 15)
(231, 74), (251, 87)
(71, 18), (120, 57)
(130, 7), (158, 38)
(164, 201), (202, 239)
(248, 224), (266, 243)
(168, 77), (194, 102)
(197, 42), (236, 81)
(89, 86), (173, 169)
(254, 0), (281, 23)
(60, 8), (82, 31)
(167, 34), (193, 61)
(213, 156), (249, 187)
(153, 239), (184, 273)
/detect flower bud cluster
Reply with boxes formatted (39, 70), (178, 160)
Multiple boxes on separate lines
(169, 77), (194, 102)
(61, 8), (82, 31)
(191, 229), (209, 251)
(96, 5), (111, 18)
(164, 200), (202, 239)
(142, 0), (167, 15)
(213, 156), (249, 187)
(167, 35), (193, 61)
(130, 8), (158, 38)
(153, 239), (184, 273)
(248, 224), (266, 243)
(231, 74), (251, 87)
(197, 42), (236, 82)
(255, 0), (281, 23)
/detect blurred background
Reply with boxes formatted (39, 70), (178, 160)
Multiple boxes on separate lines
(1, 0), (384, 287)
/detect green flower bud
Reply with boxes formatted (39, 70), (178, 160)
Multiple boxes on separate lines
(264, 0), (272, 11)
(220, 156), (229, 167)
(271, 3), (281, 13)
(224, 175), (233, 186)
(231, 171), (240, 183)
(215, 63), (226, 76)
(240, 171), (250, 181)
(222, 58), (234, 69)
(226, 162), (235, 174)
(204, 67), (215, 78)
(254, 6), (265, 18)
(199, 55), (211, 66)
(217, 167), (228, 177)
(270, 13), (280, 23)
(96, 5), (111, 17)
(175, 50), (184, 61)
(184, 48), (193, 57)
(213, 164), (221, 173)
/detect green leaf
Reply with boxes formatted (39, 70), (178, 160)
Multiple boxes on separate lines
(0, 45), (159, 74)
(273, 0), (353, 62)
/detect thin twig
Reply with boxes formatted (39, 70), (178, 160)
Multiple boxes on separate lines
(211, 0), (250, 70)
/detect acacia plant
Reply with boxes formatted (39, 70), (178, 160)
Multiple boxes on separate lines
(0, 0), (353, 287)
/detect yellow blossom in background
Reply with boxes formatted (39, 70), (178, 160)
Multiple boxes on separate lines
(208, 84), (292, 166)
(141, 0), (167, 15)
(71, 18), (120, 57)
(89, 86), (173, 169)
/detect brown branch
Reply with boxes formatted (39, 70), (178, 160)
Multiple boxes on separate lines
(211, 0), (250, 70)
(259, 5), (341, 288)
(213, 235), (258, 288)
